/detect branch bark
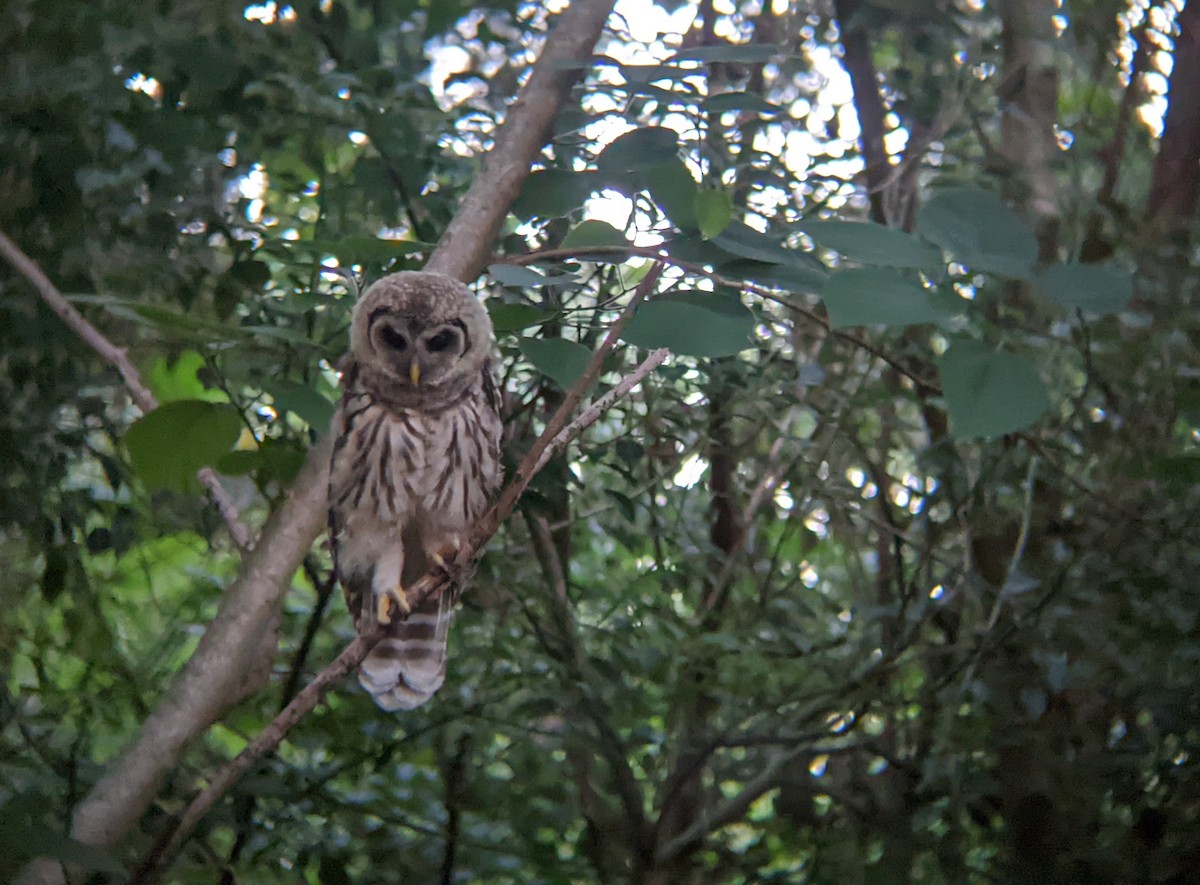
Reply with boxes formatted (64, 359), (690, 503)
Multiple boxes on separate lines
(0, 230), (253, 554)
(133, 340), (668, 883)
(994, 0), (1062, 255)
(423, 0), (616, 280)
(1147, 0), (1200, 224)
(832, 0), (890, 224)
(19, 2), (618, 881)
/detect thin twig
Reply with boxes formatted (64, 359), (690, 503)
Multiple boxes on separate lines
(529, 347), (670, 478)
(476, 262), (665, 541)
(46, 3), (620, 874)
(500, 247), (941, 395)
(133, 298), (671, 883)
(0, 229), (254, 554)
(131, 627), (385, 882)
(960, 455), (1041, 690)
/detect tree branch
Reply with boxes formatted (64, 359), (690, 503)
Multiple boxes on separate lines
(133, 326), (670, 883)
(832, 0), (890, 224)
(654, 744), (809, 867)
(0, 230), (254, 554)
(473, 262), (664, 543)
(502, 246), (940, 394)
(17, 3), (620, 881)
(423, 0), (617, 280)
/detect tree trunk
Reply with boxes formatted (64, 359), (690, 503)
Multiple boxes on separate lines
(995, 0), (1062, 257)
(1147, 0), (1200, 224)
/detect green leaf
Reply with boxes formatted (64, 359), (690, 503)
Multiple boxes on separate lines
(702, 92), (784, 116)
(711, 221), (793, 264)
(125, 400), (243, 492)
(669, 44), (780, 64)
(489, 264), (553, 289)
(596, 127), (680, 178)
(695, 190), (734, 239)
(520, 338), (593, 389)
(514, 169), (600, 218)
(488, 303), (556, 334)
(646, 157), (699, 230)
(214, 439), (306, 486)
(260, 379), (335, 431)
(623, 290), (755, 357)
(798, 221), (943, 269)
(916, 187), (1037, 278)
(822, 268), (959, 328)
(936, 341), (1050, 439)
(1035, 263), (1132, 315)
(718, 259), (828, 294)
(561, 219), (629, 249)
(148, 351), (225, 403)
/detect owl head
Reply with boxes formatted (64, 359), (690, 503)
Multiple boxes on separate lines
(349, 271), (493, 395)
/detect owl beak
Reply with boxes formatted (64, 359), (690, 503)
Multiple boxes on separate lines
(409, 357), (421, 386)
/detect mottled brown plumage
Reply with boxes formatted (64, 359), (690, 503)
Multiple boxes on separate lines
(329, 271), (502, 711)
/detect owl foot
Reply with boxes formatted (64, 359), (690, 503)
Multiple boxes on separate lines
(376, 584), (411, 624)
(429, 543), (461, 573)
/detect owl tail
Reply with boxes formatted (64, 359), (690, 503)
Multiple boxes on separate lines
(358, 591), (454, 711)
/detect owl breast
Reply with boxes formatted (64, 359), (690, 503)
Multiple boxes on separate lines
(330, 382), (502, 537)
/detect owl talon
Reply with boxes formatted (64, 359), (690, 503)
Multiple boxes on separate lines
(433, 544), (460, 570)
(376, 585), (411, 624)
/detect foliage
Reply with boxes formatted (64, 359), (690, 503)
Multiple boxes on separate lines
(2, 0), (1199, 882)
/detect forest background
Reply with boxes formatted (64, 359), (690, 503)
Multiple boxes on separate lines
(2, 0), (1199, 881)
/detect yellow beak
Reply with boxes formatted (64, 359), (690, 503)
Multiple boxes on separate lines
(409, 358), (421, 386)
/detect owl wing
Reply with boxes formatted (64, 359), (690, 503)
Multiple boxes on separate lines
(329, 372), (501, 712)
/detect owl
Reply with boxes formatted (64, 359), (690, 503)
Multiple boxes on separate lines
(328, 271), (503, 711)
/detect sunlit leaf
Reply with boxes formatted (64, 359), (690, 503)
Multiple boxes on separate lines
(646, 157), (699, 231)
(711, 221), (792, 264)
(721, 259), (828, 294)
(822, 268), (959, 328)
(936, 340), (1050, 438)
(1035, 262), (1133, 315)
(798, 221), (943, 269)
(561, 219), (629, 249)
(148, 351), (225, 404)
(916, 187), (1037, 278)
(623, 290), (754, 357)
(695, 190), (734, 239)
(519, 337), (593, 389)
(125, 400), (243, 492)
(489, 264), (552, 288)
(306, 236), (433, 264)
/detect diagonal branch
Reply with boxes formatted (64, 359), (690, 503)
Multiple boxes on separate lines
(133, 343), (670, 882)
(14, 3), (621, 881)
(0, 230), (253, 554)
(654, 743), (809, 867)
(423, 0), (617, 280)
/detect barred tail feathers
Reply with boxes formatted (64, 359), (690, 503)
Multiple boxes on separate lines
(358, 591), (454, 711)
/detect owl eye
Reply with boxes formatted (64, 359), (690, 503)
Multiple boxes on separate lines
(425, 329), (458, 353)
(379, 326), (408, 351)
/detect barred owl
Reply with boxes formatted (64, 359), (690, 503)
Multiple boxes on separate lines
(329, 271), (502, 711)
